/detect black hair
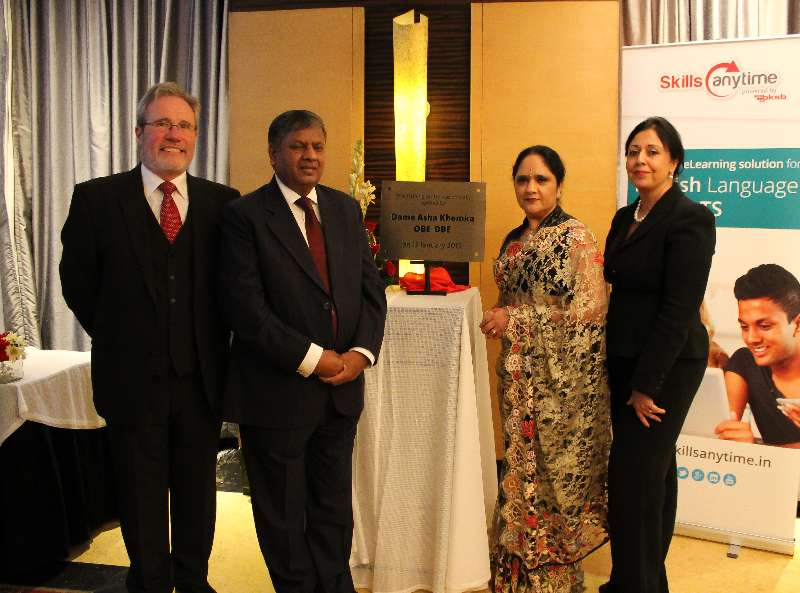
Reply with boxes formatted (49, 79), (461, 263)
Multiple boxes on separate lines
(734, 264), (800, 320)
(268, 110), (326, 148)
(624, 116), (685, 178)
(511, 145), (565, 186)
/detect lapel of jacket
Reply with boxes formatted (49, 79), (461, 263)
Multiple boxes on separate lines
(261, 178), (329, 293)
(613, 184), (680, 252)
(187, 173), (211, 297)
(116, 165), (157, 303)
(318, 187), (346, 269)
(318, 185), (348, 302)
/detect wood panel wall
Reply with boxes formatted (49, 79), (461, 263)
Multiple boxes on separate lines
(471, 2), (620, 457)
(363, 4), (471, 283)
(228, 8), (364, 195)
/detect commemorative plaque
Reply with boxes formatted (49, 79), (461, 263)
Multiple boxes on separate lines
(379, 181), (486, 262)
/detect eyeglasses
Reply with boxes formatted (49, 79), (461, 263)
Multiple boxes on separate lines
(142, 119), (196, 133)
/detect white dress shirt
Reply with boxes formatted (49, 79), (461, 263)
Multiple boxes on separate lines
(141, 164), (189, 222)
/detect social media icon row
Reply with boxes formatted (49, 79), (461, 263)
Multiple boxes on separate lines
(677, 466), (736, 486)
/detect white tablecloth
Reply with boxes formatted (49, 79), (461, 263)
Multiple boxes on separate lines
(0, 347), (103, 445)
(351, 287), (497, 593)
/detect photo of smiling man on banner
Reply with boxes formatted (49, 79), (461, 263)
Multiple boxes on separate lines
(714, 264), (800, 447)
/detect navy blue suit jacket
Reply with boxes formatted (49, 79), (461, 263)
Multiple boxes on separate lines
(220, 178), (387, 428)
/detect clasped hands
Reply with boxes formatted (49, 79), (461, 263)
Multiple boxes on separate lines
(480, 307), (509, 340)
(314, 350), (369, 386)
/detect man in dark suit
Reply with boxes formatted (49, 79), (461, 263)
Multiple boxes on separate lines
(60, 82), (239, 593)
(220, 110), (386, 593)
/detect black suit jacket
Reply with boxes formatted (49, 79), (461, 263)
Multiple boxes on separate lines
(220, 178), (387, 429)
(59, 166), (240, 423)
(604, 184), (716, 397)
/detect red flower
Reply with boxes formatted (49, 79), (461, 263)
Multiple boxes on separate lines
(512, 371), (521, 381)
(365, 220), (378, 233)
(0, 333), (8, 362)
(370, 241), (380, 256)
(511, 343), (521, 353)
(505, 242), (522, 257)
(384, 260), (397, 278)
(526, 514), (538, 528)
(521, 420), (535, 439)
(593, 251), (604, 265)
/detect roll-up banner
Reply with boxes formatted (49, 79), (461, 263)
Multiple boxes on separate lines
(620, 35), (800, 555)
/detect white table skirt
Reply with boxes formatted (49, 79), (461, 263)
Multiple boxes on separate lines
(351, 287), (497, 593)
(0, 347), (103, 445)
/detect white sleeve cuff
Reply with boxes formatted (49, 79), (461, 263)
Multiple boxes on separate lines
(297, 342), (323, 377)
(350, 347), (375, 367)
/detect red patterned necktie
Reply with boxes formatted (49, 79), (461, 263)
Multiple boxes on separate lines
(296, 197), (330, 293)
(159, 181), (182, 243)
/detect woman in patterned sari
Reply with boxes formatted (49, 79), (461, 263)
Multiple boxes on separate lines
(480, 145), (611, 593)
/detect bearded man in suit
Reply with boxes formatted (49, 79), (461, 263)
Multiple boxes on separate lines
(220, 109), (386, 593)
(60, 82), (239, 593)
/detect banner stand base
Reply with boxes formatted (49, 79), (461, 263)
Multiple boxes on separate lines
(675, 521), (795, 556)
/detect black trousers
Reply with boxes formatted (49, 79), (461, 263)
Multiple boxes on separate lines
(606, 356), (705, 593)
(107, 373), (220, 593)
(240, 399), (359, 593)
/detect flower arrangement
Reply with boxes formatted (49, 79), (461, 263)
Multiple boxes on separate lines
(348, 140), (376, 218)
(0, 331), (26, 362)
(348, 141), (397, 284)
(0, 331), (26, 383)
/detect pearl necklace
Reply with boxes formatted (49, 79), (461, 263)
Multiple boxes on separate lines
(633, 200), (648, 223)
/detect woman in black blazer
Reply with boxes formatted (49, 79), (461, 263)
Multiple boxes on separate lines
(601, 117), (715, 593)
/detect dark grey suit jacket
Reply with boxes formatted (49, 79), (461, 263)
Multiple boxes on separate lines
(59, 165), (240, 423)
(220, 178), (387, 429)
(604, 183), (716, 397)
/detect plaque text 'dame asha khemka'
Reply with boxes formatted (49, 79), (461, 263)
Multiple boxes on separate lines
(379, 181), (486, 262)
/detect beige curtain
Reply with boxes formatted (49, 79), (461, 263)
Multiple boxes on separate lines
(622, 0), (800, 45)
(3, 0), (231, 350)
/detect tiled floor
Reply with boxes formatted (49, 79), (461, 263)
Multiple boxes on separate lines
(3, 446), (799, 593)
(19, 495), (798, 593)
(72, 491), (272, 593)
